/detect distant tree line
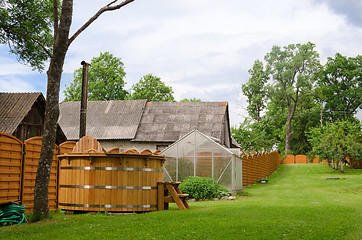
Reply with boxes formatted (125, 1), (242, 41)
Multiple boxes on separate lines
(63, 52), (201, 103)
(233, 42), (362, 164)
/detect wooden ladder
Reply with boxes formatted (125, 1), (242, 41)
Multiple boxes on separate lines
(157, 182), (190, 210)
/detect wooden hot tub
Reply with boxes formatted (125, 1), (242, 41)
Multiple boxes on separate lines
(57, 136), (165, 212)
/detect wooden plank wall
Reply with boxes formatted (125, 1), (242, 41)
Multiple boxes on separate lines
(281, 155), (322, 164)
(0, 133), (23, 203)
(241, 151), (280, 187)
(23, 137), (59, 213)
(0, 132), (75, 213)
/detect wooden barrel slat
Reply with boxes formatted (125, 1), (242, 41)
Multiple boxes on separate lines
(58, 153), (164, 212)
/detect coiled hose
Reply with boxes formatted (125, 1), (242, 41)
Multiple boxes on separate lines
(0, 203), (27, 226)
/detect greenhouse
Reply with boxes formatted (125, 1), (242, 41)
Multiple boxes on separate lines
(161, 129), (242, 193)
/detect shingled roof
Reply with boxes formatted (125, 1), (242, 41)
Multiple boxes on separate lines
(132, 101), (231, 146)
(0, 92), (66, 143)
(0, 92), (44, 134)
(58, 100), (233, 147)
(58, 100), (147, 140)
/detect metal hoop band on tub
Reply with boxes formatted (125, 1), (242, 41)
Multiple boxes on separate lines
(59, 185), (156, 190)
(60, 166), (163, 172)
(58, 203), (157, 208)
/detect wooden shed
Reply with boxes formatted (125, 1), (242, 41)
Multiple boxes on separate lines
(0, 92), (66, 144)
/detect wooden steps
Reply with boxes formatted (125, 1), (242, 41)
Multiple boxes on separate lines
(157, 182), (190, 210)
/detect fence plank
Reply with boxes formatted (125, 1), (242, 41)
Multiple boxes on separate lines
(295, 155), (307, 164)
(0, 133), (23, 204)
(23, 137), (58, 213)
(59, 141), (76, 155)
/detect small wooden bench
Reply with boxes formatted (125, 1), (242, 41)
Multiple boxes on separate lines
(157, 182), (190, 210)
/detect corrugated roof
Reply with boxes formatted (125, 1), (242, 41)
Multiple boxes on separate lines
(132, 101), (228, 142)
(0, 92), (43, 134)
(58, 99), (147, 140)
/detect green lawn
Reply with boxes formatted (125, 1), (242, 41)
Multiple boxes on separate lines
(1, 164), (361, 239)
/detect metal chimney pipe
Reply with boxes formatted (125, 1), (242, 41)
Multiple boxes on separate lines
(79, 60), (90, 139)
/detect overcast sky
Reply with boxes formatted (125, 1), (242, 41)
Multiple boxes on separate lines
(0, 0), (361, 126)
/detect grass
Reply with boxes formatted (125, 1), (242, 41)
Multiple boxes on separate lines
(1, 164), (361, 239)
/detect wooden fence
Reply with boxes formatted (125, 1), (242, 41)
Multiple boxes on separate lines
(281, 155), (361, 168)
(0, 132), (75, 213)
(281, 155), (323, 164)
(241, 151), (281, 187)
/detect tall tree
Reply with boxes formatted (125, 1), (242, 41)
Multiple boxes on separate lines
(242, 60), (269, 122)
(264, 42), (321, 154)
(317, 53), (362, 121)
(127, 74), (174, 102)
(63, 52), (128, 101)
(0, 0), (135, 221)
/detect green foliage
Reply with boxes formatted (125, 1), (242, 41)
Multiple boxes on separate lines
(63, 52), (128, 101)
(179, 176), (230, 200)
(265, 42), (321, 94)
(272, 93), (322, 155)
(127, 74), (174, 101)
(0, 0), (56, 71)
(239, 42), (322, 155)
(180, 98), (201, 102)
(231, 118), (276, 154)
(307, 120), (362, 165)
(316, 53), (362, 121)
(242, 60), (269, 122)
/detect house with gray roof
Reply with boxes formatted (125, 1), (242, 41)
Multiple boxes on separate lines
(58, 100), (239, 151)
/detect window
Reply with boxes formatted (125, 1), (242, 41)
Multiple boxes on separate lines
(156, 145), (169, 151)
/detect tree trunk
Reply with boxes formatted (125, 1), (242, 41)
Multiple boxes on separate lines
(285, 96), (296, 155)
(32, 0), (73, 222)
(340, 160), (344, 173)
(340, 156), (344, 173)
(285, 113), (293, 155)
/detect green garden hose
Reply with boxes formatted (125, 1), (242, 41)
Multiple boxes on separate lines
(0, 204), (27, 226)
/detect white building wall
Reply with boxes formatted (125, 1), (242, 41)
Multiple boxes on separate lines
(98, 139), (172, 152)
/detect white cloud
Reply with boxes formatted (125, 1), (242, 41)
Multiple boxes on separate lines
(0, 56), (35, 76)
(0, 76), (37, 92)
(2, 0), (362, 124)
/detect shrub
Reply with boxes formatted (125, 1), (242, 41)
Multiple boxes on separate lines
(179, 176), (231, 200)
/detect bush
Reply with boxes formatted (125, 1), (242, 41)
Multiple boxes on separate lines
(179, 176), (231, 200)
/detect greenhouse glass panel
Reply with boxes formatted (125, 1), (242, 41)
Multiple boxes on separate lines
(217, 160), (232, 190)
(178, 157), (194, 181)
(163, 156), (176, 182)
(161, 129), (243, 193)
(195, 155), (212, 178)
(234, 156), (243, 190)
